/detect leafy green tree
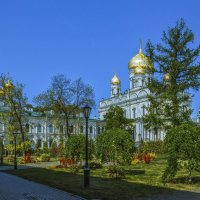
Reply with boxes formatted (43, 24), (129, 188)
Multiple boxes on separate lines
(104, 106), (133, 132)
(33, 74), (95, 137)
(144, 19), (200, 131)
(162, 123), (200, 182)
(64, 134), (95, 161)
(64, 134), (91, 161)
(0, 74), (29, 156)
(96, 128), (134, 164)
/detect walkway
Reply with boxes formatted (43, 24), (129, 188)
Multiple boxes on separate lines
(0, 172), (85, 200)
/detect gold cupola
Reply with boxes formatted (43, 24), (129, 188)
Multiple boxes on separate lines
(134, 64), (145, 74)
(5, 80), (13, 89)
(128, 47), (149, 69)
(164, 73), (171, 81)
(111, 73), (120, 85)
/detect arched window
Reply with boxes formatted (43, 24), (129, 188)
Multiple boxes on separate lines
(132, 79), (135, 88)
(80, 126), (83, 133)
(123, 109), (127, 117)
(142, 105), (146, 116)
(142, 79), (145, 87)
(60, 125), (63, 133)
(25, 124), (29, 133)
(49, 137), (53, 147)
(69, 125), (73, 133)
(133, 108), (136, 119)
(37, 124), (42, 133)
(97, 127), (101, 134)
(37, 139), (42, 148)
(90, 126), (93, 134)
(48, 124), (53, 133)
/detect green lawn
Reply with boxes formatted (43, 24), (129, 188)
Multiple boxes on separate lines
(5, 155), (200, 200)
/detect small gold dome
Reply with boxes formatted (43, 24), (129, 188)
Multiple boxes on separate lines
(164, 73), (171, 81)
(128, 48), (149, 69)
(111, 74), (120, 85)
(5, 80), (13, 89)
(134, 65), (145, 74)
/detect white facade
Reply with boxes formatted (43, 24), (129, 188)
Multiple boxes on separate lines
(0, 110), (104, 148)
(98, 48), (165, 144)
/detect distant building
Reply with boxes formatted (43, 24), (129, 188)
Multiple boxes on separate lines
(0, 105), (104, 148)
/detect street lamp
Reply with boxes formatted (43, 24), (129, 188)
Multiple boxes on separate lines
(0, 134), (4, 165)
(82, 105), (91, 187)
(13, 132), (18, 170)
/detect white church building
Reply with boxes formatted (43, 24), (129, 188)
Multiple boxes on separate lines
(98, 47), (167, 144)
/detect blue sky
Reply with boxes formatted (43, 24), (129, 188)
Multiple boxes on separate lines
(0, 0), (200, 117)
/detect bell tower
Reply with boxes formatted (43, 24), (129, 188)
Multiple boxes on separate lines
(110, 72), (121, 97)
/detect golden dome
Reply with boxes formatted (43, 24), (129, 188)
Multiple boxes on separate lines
(111, 74), (120, 85)
(5, 80), (13, 89)
(164, 73), (171, 81)
(128, 48), (149, 69)
(134, 65), (145, 74)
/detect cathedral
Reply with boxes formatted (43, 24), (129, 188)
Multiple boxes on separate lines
(99, 46), (168, 144)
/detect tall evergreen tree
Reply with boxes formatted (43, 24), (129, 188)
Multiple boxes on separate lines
(144, 19), (200, 131)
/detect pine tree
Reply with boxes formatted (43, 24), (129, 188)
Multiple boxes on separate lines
(143, 19), (200, 182)
(144, 19), (200, 130)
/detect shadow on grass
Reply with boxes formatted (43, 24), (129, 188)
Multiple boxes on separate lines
(125, 169), (145, 175)
(171, 176), (200, 184)
(5, 168), (200, 200)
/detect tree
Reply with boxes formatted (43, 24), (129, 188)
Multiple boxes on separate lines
(33, 74), (95, 137)
(162, 123), (200, 183)
(96, 128), (134, 164)
(104, 106), (133, 132)
(0, 74), (29, 156)
(144, 19), (200, 130)
(64, 134), (95, 161)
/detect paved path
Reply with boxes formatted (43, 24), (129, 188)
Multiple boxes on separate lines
(134, 190), (200, 200)
(0, 172), (85, 200)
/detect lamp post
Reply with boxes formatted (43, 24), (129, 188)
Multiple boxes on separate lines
(0, 134), (4, 165)
(82, 105), (91, 187)
(13, 132), (18, 170)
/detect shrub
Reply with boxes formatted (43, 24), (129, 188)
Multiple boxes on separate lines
(6, 155), (14, 163)
(163, 123), (200, 183)
(50, 142), (58, 157)
(143, 153), (151, 164)
(42, 141), (49, 154)
(19, 153), (35, 164)
(131, 158), (140, 165)
(107, 165), (126, 179)
(131, 152), (156, 165)
(96, 128), (134, 164)
(37, 153), (50, 162)
(138, 141), (166, 154)
(59, 157), (77, 168)
(89, 161), (102, 169)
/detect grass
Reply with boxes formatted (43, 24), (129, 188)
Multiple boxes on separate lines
(5, 155), (200, 200)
